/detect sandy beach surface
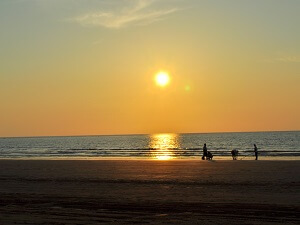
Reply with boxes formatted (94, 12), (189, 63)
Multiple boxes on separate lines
(0, 160), (299, 224)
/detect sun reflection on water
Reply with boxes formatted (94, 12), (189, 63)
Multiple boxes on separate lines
(149, 133), (180, 160)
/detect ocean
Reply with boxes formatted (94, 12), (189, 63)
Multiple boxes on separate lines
(0, 131), (299, 160)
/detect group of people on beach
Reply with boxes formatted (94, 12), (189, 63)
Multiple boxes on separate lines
(202, 143), (258, 160)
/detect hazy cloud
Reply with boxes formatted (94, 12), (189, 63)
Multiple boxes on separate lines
(263, 54), (300, 64)
(71, 0), (180, 29)
(275, 56), (300, 63)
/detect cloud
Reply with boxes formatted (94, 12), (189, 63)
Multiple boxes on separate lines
(275, 56), (300, 63)
(71, 0), (180, 29)
(263, 54), (300, 64)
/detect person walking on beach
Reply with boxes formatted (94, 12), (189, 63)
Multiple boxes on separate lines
(202, 143), (208, 160)
(254, 144), (258, 160)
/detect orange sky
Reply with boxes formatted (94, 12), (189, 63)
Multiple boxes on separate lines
(0, 0), (299, 137)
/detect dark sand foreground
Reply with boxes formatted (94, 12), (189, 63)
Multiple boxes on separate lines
(0, 160), (299, 224)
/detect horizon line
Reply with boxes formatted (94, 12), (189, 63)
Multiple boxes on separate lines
(0, 130), (299, 139)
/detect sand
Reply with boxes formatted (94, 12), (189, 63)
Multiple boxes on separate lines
(0, 160), (299, 224)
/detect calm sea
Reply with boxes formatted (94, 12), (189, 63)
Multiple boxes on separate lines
(0, 131), (299, 160)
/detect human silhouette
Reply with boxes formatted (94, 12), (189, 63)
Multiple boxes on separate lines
(254, 144), (258, 160)
(231, 149), (238, 160)
(202, 143), (208, 160)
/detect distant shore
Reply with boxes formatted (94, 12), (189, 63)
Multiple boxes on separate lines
(0, 160), (299, 224)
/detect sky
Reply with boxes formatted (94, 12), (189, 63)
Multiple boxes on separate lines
(0, 0), (299, 137)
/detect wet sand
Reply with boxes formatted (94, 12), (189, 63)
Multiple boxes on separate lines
(0, 160), (299, 224)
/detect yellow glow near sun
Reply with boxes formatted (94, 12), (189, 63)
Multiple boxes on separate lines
(155, 72), (170, 87)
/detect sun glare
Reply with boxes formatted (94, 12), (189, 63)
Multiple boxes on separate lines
(149, 134), (179, 160)
(155, 72), (170, 87)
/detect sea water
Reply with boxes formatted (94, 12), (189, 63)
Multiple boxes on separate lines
(0, 131), (299, 159)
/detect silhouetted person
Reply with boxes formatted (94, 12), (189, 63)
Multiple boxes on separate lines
(207, 151), (213, 160)
(202, 143), (208, 160)
(254, 144), (258, 160)
(231, 149), (238, 160)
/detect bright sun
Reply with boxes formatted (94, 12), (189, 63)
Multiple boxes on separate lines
(155, 72), (170, 87)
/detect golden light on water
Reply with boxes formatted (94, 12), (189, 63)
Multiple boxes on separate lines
(149, 133), (180, 160)
(155, 72), (170, 87)
(156, 154), (172, 160)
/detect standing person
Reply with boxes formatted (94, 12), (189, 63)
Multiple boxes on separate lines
(231, 149), (238, 160)
(202, 143), (208, 160)
(254, 144), (258, 160)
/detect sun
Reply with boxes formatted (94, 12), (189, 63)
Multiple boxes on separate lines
(155, 72), (170, 87)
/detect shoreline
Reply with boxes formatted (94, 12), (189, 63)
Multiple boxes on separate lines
(0, 156), (299, 160)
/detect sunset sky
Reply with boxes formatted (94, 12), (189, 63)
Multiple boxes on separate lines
(0, 0), (299, 137)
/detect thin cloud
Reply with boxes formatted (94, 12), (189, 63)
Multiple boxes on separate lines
(275, 56), (300, 63)
(263, 55), (300, 64)
(71, 0), (180, 29)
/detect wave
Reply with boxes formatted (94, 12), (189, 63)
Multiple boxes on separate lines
(0, 131), (299, 158)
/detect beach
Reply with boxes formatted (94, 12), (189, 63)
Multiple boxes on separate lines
(0, 160), (299, 224)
